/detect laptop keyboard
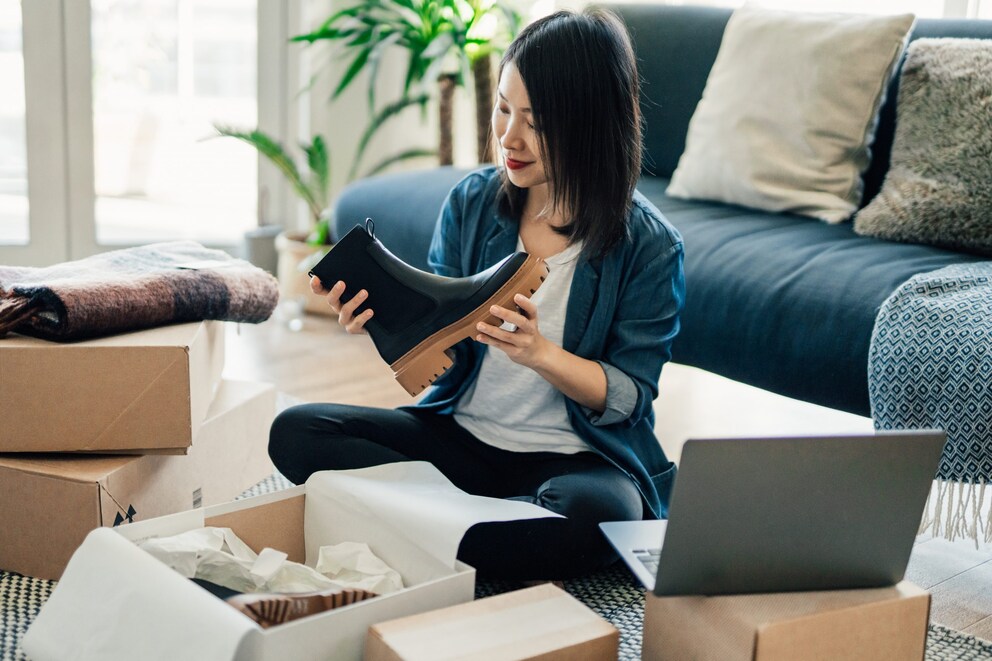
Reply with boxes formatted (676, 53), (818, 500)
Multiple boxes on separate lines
(634, 548), (661, 577)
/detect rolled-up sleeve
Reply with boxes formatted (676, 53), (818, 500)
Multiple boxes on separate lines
(583, 361), (639, 426)
(584, 241), (685, 427)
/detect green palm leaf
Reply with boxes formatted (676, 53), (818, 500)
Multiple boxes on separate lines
(303, 134), (331, 210)
(292, 6), (363, 42)
(333, 46), (372, 100)
(214, 125), (323, 223)
(363, 147), (438, 177)
(366, 30), (403, 109)
(349, 94), (430, 180)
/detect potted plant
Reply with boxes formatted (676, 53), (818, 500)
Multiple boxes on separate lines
(293, 0), (521, 178)
(214, 126), (334, 316)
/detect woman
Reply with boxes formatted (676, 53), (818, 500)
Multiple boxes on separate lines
(269, 8), (685, 580)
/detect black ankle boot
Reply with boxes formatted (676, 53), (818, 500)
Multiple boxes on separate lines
(309, 220), (549, 395)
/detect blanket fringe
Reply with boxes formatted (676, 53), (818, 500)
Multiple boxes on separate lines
(0, 294), (35, 337)
(919, 479), (992, 546)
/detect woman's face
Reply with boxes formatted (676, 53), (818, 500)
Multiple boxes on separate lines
(492, 62), (548, 190)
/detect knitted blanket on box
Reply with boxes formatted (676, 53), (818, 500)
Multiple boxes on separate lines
(0, 242), (279, 341)
(869, 262), (992, 542)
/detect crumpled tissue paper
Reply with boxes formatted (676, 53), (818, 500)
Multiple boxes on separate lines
(139, 526), (403, 595)
(315, 541), (404, 594)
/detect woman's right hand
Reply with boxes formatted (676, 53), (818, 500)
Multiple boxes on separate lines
(310, 276), (374, 334)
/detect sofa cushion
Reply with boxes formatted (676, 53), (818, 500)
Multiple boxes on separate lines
(638, 177), (985, 416)
(608, 4), (992, 208)
(859, 18), (992, 207)
(854, 39), (992, 256)
(666, 7), (914, 224)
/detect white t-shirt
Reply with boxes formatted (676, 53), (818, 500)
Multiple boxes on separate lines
(454, 238), (591, 454)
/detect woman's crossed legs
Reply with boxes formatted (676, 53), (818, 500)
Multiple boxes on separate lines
(268, 404), (642, 579)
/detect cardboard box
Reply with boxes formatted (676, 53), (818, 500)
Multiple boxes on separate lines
(365, 583), (619, 661)
(0, 321), (224, 453)
(642, 581), (931, 661)
(22, 486), (476, 661)
(0, 379), (274, 580)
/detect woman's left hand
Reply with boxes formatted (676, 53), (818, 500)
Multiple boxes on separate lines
(475, 293), (552, 369)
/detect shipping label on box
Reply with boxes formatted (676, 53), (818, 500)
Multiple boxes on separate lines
(643, 581), (931, 661)
(0, 321), (224, 453)
(0, 379), (274, 580)
(22, 487), (477, 661)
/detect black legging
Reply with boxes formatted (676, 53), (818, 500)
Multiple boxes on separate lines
(268, 404), (643, 580)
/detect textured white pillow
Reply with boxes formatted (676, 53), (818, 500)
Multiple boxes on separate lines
(666, 7), (915, 223)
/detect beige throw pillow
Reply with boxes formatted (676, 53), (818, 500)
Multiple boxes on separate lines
(666, 7), (915, 223)
(854, 39), (992, 255)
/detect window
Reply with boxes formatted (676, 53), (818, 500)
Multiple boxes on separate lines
(90, 0), (258, 246)
(1, 0), (296, 266)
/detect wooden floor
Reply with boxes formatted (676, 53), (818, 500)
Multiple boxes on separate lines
(225, 313), (992, 639)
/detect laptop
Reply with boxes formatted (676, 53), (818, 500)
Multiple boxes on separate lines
(600, 431), (946, 596)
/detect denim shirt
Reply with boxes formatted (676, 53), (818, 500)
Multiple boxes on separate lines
(407, 167), (685, 519)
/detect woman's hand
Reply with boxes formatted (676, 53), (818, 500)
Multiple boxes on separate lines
(310, 276), (373, 334)
(477, 291), (609, 412)
(475, 293), (552, 369)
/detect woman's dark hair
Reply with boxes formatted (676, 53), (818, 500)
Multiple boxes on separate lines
(495, 8), (642, 259)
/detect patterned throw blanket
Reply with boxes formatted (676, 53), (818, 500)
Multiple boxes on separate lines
(869, 263), (992, 542)
(0, 242), (279, 341)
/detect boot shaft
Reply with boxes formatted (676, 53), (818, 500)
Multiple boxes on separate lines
(310, 223), (437, 337)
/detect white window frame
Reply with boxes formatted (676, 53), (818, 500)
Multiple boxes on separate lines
(2, 0), (301, 267)
(9, 0), (71, 266)
(258, 0), (307, 235)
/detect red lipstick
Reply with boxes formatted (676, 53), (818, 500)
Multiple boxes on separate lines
(505, 158), (532, 171)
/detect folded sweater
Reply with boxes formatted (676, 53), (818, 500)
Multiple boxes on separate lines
(0, 242), (279, 341)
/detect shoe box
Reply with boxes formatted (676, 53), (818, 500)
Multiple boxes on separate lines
(0, 379), (275, 580)
(642, 581), (930, 661)
(0, 321), (225, 454)
(22, 486), (476, 661)
(365, 582), (619, 660)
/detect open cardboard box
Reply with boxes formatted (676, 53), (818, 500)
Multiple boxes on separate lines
(642, 581), (931, 661)
(0, 379), (274, 580)
(23, 485), (476, 661)
(0, 320), (224, 454)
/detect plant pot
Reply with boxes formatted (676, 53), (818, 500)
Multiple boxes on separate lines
(243, 224), (283, 275)
(275, 231), (334, 316)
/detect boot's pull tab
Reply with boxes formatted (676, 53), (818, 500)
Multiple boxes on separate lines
(365, 218), (376, 239)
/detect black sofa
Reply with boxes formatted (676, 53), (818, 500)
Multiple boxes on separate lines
(335, 5), (992, 417)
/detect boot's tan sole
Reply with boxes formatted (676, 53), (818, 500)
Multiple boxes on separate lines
(392, 255), (550, 396)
